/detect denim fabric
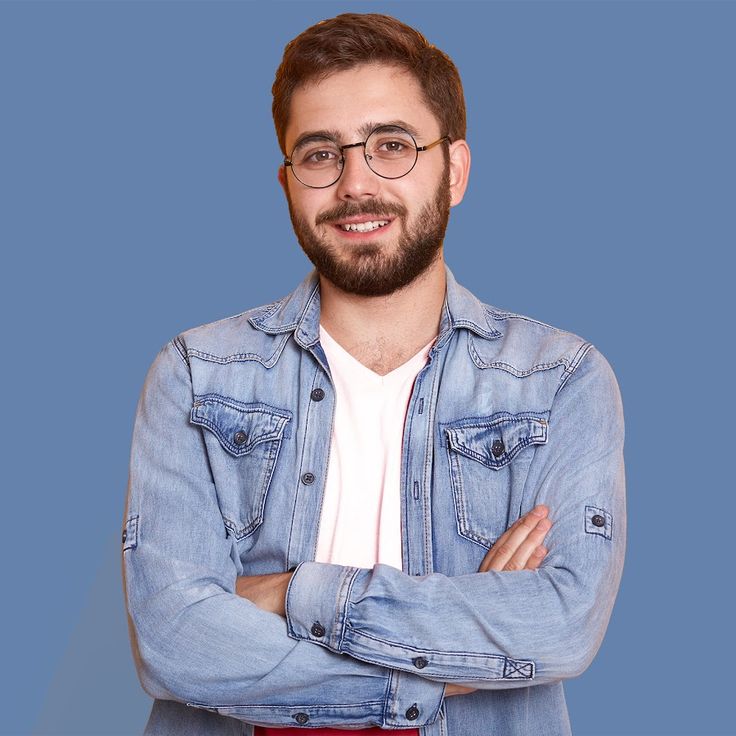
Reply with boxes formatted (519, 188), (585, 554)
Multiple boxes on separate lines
(123, 267), (625, 736)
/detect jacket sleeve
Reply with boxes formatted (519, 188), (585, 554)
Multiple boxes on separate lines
(122, 340), (445, 728)
(285, 346), (626, 688)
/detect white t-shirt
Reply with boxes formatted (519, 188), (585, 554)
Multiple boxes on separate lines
(315, 325), (434, 569)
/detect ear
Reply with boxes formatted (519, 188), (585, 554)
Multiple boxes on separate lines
(448, 139), (471, 208)
(278, 165), (287, 194)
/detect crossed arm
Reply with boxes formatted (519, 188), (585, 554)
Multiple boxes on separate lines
(236, 504), (552, 617)
(236, 504), (553, 698)
(124, 340), (624, 727)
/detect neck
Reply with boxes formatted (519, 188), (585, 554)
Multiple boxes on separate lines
(318, 256), (446, 374)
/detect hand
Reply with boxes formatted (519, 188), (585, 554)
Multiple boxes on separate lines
(444, 683), (477, 697)
(478, 504), (552, 573)
(235, 571), (293, 617)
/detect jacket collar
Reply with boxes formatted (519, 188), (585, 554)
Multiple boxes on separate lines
(248, 265), (502, 349)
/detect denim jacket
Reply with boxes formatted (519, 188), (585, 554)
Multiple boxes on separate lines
(123, 266), (625, 736)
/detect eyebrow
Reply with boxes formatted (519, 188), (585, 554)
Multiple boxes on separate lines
(291, 129), (343, 151)
(358, 120), (421, 138)
(290, 120), (422, 152)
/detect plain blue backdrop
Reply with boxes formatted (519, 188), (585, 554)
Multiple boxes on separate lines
(1, 1), (734, 734)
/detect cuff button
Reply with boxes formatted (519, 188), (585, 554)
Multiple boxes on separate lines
(294, 712), (309, 725)
(405, 705), (420, 721)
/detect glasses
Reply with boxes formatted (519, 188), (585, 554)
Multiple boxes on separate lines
(284, 125), (450, 189)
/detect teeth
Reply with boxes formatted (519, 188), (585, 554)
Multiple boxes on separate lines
(340, 220), (389, 232)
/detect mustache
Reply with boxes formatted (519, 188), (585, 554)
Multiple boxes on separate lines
(316, 200), (407, 225)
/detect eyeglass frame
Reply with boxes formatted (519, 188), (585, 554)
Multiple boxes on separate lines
(283, 125), (451, 189)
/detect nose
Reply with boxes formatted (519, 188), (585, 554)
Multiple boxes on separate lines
(334, 145), (380, 200)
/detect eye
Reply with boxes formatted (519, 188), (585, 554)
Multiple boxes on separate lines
(368, 131), (415, 160)
(292, 141), (341, 168)
(306, 149), (338, 164)
(378, 139), (407, 154)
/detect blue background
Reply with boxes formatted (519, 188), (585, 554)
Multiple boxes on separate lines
(1, 1), (733, 734)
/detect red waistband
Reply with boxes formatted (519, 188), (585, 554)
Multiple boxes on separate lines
(255, 728), (420, 735)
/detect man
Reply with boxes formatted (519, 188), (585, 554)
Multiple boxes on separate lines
(123, 13), (625, 736)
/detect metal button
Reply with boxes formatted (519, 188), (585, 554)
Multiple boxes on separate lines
(310, 388), (325, 401)
(405, 705), (420, 721)
(412, 657), (428, 669)
(233, 430), (247, 446)
(592, 514), (605, 527)
(301, 472), (315, 485)
(311, 622), (326, 637)
(122, 529), (127, 544)
(491, 439), (505, 458)
(294, 712), (309, 725)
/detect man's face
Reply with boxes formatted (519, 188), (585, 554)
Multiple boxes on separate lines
(280, 64), (454, 297)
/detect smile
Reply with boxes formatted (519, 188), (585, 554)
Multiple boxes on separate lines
(338, 220), (390, 233)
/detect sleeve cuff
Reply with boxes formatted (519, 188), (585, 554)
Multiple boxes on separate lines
(285, 561), (358, 652)
(383, 669), (445, 728)
(285, 562), (445, 728)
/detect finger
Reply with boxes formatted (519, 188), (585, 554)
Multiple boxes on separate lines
(479, 505), (548, 572)
(478, 510), (538, 572)
(444, 683), (477, 697)
(524, 545), (547, 571)
(483, 514), (551, 573)
(478, 505), (548, 572)
(502, 520), (552, 571)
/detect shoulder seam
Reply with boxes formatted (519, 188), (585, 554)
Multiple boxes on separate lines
(171, 336), (190, 369)
(557, 342), (594, 393)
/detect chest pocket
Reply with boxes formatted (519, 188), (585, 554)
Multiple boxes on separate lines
(190, 394), (291, 540)
(444, 412), (548, 548)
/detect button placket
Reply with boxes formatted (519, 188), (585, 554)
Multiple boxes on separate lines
(285, 366), (335, 573)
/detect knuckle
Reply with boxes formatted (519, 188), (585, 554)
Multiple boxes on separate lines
(495, 543), (514, 558)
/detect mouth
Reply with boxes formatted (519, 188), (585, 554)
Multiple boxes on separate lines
(331, 216), (394, 235)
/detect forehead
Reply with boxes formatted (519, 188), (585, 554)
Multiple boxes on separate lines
(284, 63), (440, 149)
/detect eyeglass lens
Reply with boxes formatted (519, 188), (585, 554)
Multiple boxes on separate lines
(290, 126), (418, 187)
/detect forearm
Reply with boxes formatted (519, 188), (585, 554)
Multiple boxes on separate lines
(284, 347), (625, 687)
(124, 340), (445, 728)
(285, 514), (622, 687)
(126, 560), (442, 727)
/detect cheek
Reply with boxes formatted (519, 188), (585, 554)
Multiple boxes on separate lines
(293, 191), (331, 222)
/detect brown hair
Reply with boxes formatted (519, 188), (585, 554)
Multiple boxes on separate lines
(272, 13), (466, 154)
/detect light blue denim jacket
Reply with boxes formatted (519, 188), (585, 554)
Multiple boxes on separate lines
(123, 266), (625, 736)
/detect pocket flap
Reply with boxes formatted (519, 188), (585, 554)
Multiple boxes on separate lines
(445, 412), (548, 469)
(190, 394), (291, 457)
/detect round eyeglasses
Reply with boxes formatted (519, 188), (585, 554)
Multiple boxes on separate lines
(284, 125), (450, 189)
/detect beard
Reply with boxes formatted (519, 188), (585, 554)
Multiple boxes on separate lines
(285, 167), (451, 297)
